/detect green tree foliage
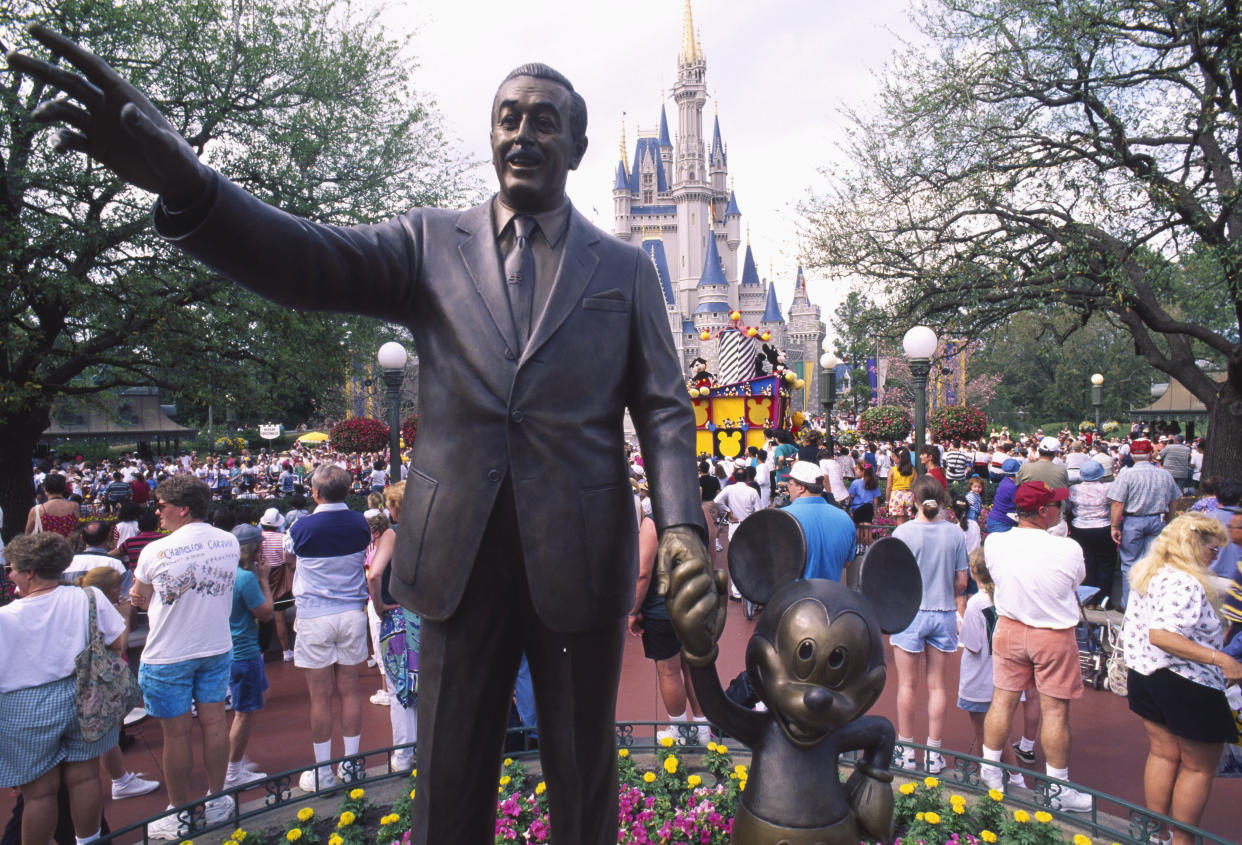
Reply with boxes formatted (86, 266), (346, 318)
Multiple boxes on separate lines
(0, 0), (480, 538)
(829, 290), (883, 413)
(802, 0), (1242, 478)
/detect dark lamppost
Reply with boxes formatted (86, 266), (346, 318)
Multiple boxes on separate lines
(377, 341), (407, 480)
(903, 325), (938, 474)
(820, 348), (839, 451)
(1091, 373), (1104, 432)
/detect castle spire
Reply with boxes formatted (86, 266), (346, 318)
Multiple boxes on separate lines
(619, 115), (627, 165)
(680, 0), (702, 65)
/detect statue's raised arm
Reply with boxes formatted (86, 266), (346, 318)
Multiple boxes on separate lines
(7, 23), (209, 206)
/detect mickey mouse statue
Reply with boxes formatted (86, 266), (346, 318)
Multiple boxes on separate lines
(666, 509), (921, 845)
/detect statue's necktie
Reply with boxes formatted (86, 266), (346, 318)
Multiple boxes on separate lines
(505, 215), (537, 350)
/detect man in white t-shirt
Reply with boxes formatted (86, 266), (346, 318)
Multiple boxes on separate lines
(980, 481), (1091, 813)
(62, 521), (126, 582)
(131, 475), (238, 838)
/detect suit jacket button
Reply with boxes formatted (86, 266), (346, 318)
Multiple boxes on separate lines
(504, 348), (515, 360)
(487, 469), (502, 483)
(510, 410), (524, 423)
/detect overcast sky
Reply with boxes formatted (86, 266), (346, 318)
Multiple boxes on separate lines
(375, 0), (920, 321)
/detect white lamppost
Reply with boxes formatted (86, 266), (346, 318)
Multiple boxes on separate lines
(820, 346), (839, 449)
(377, 342), (408, 477)
(902, 326), (938, 471)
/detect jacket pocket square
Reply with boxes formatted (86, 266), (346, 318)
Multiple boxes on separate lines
(582, 292), (628, 312)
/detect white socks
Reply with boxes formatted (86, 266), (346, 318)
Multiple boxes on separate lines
(1018, 736), (1035, 753)
(343, 734), (361, 756)
(669, 709), (688, 723)
(75, 829), (100, 845)
(980, 744), (1004, 789)
(313, 740), (332, 767)
(1046, 764), (1069, 781)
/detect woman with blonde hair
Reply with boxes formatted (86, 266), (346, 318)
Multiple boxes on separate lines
(1122, 513), (1242, 845)
(366, 481), (419, 770)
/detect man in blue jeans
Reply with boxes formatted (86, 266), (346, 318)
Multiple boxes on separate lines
(782, 461), (857, 582)
(1108, 438), (1182, 608)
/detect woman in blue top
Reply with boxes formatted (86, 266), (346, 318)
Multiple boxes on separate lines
(985, 458), (1022, 534)
(890, 475), (969, 774)
(848, 463), (883, 525)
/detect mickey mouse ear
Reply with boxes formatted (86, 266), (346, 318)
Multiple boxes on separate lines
(728, 508), (806, 604)
(859, 537), (922, 634)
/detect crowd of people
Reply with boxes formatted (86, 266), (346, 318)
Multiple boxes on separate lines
(2, 423), (1240, 844)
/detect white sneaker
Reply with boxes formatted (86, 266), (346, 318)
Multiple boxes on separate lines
(1050, 785), (1093, 814)
(391, 750), (414, 771)
(299, 768), (337, 793)
(204, 796), (233, 825)
(336, 759), (364, 783)
(146, 808), (188, 841)
(367, 656), (377, 668)
(894, 754), (917, 771)
(656, 726), (681, 745)
(980, 764), (1004, 792)
(1008, 773), (1028, 789)
(692, 723), (712, 746)
(283, 650), (294, 663)
(112, 771), (160, 799)
(223, 767), (268, 789)
(925, 752), (946, 774)
(370, 689), (391, 706)
(123, 707), (148, 727)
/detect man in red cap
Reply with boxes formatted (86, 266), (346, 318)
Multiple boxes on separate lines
(1107, 438), (1182, 609)
(980, 481), (1092, 812)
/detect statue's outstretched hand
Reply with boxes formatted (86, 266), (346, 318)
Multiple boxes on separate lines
(7, 24), (209, 206)
(657, 526), (726, 667)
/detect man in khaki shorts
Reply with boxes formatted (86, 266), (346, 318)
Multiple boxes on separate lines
(284, 465), (372, 792)
(980, 481), (1093, 812)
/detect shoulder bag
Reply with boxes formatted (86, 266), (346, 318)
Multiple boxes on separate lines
(75, 588), (142, 742)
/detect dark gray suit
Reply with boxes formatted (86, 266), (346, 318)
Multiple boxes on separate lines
(157, 173), (703, 842)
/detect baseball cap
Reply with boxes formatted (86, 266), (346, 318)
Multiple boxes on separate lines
(1129, 438), (1154, 455)
(1038, 436), (1061, 453)
(1001, 458), (1022, 475)
(260, 507), (283, 528)
(1014, 480), (1070, 511)
(789, 461), (823, 485)
(231, 523), (263, 547)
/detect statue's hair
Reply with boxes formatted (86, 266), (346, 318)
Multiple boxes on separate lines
(497, 64), (587, 146)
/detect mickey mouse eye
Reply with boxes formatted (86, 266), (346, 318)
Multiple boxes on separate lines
(798, 639), (815, 661)
(794, 638), (816, 679)
(828, 646), (847, 669)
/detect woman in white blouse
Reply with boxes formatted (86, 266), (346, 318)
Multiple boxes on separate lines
(1122, 513), (1242, 845)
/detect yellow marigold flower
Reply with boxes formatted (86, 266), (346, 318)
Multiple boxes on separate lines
(643, 772), (656, 783)
(224, 840), (238, 845)
(738, 778), (746, 791)
(409, 788), (417, 799)
(499, 775), (511, 787)
(503, 758), (513, 766)
(1035, 811), (1053, 824)
(916, 812), (925, 822)
(952, 804), (965, 814)
(498, 785), (503, 793)
(1072, 837), (1093, 845)
(535, 781), (546, 795)
(988, 788), (1004, 802)
(660, 736), (675, 748)
(297, 808), (314, 822)
(338, 811), (356, 827)
(981, 831), (997, 843)
(949, 794), (966, 805)
(1013, 809), (1030, 823)
(925, 812), (940, 824)
(923, 776), (939, 788)
(899, 783), (916, 795)
(664, 756), (678, 774)
(687, 775), (702, 788)
(286, 831), (302, 843)
(233, 832), (247, 842)
(410, 768), (417, 779)
(707, 742), (718, 753)
(349, 788), (364, 800)
(734, 764), (747, 776)
(329, 836), (343, 845)
(717, 745), (728, 754)
(618, 748), (629, 758)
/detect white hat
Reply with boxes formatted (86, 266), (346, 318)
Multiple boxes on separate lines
(789, 461), (823, 486)
(260, 507), (283, 528)
(1038, 436), (1061, 453)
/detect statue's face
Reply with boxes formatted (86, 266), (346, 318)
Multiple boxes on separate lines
(491, 76), (586, 214)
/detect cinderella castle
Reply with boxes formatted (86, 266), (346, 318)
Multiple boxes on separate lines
(610, 1), (825, 408)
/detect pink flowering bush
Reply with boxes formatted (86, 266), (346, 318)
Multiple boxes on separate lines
(330, 417), (389, 453)
(929, 405), (988, 442)
(858, 405), (912, 442)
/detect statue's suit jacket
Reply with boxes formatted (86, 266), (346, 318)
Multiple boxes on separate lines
(158, 175), (704, 632)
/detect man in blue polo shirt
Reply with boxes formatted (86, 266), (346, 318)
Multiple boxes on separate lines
(284, 464), (371, 792)
(783, 461), (857, 582)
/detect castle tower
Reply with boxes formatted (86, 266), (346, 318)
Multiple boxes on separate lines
(693, 230), (732, 362)
(672, 0), (711, 318)
(658, 103), (673, 189)
(738, 237), (765, 326)
(787, 265), (826, 409)
(613, 123), (631, 239)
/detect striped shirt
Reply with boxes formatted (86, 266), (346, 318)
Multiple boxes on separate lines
(283, 503), (370, 619)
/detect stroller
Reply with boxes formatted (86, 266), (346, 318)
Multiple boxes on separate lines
(1074, 585), (1123, 691)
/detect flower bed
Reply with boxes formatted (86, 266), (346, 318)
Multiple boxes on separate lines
(207, 747), (1111, 845)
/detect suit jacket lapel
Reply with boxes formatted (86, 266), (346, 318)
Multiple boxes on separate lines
(456, 203), (520, 356)
(521, 208), (600, 366)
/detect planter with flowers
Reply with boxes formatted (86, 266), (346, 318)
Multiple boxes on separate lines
(857, 405), (913, 443)
(329, 418), (390, 453)
(929, 405), (989, 443)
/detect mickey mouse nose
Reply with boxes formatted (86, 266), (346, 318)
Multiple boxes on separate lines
(803, 687), (833, 712)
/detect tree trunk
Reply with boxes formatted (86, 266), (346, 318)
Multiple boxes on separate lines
(1202, 353), (1242, 481)
(0, 406), (50, 543)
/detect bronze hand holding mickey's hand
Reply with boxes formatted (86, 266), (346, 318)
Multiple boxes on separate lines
(7, 24), (209, 207)
(656, 525), (727, 668)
